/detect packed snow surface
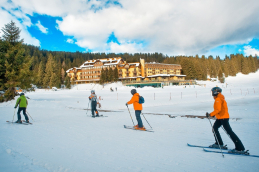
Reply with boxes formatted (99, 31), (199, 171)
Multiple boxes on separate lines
(1, 71), (259, 172)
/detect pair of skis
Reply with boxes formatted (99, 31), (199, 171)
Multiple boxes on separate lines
(188, 143), (259, 158)
(6, 120), (33, 125)
(124, 125), (154, 132)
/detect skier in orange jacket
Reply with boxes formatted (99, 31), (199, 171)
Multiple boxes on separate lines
(206, 87), (245, 153)
(126, 89), (145, 130)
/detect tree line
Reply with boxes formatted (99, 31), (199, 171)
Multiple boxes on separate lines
(0, 21), (258, 102)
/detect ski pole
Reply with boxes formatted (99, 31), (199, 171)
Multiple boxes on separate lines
(126, 105), (135, 126)
(141, 113), (153, 129)
(207, 117), (224, 158)
(26, 111), (34, 122)
(86, 100), (90, 115)
(12, 109), (16, 123)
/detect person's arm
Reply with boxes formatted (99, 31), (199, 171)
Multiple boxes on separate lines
(15, 98), (21, 108)
(210, 98), (222, 117)
(127, 95), (136, 105)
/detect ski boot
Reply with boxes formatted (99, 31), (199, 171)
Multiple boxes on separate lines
(25, 120), (30, 123)
(228, 149), (248, 155)
(92, 115), (95, 118)
(134, 125), (139, 129)
(15, 120), (22, 123)
(135, 126), (146, 131)
(209, 143), (228, 150)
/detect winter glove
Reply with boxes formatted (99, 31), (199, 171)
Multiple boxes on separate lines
(125, 103), (128, 107)
(206, 112), (210, 118)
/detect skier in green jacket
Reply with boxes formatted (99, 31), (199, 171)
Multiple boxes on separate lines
(14, 93), (29, 123)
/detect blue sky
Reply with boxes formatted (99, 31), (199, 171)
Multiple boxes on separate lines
(1, 0), (259, 58)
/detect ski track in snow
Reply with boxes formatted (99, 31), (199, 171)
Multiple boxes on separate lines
(1, 71), (259, 172)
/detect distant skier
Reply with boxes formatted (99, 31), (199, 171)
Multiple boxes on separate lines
(206, 87), (245, 153)
(89, 90), (99, 118)
(126, 89), (145, 130)
(14, 93), (29, 123)
(110, 87), (114, 92)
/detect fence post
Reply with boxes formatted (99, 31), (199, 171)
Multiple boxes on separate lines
(154, 93), (155, 100)
(117, 93), (118, 100)
(181, 92), (182, 99)
(196, 91), (197, 98)
(170, 92), (171, 100)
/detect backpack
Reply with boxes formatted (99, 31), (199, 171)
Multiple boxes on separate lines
(138, 95), (145, 104)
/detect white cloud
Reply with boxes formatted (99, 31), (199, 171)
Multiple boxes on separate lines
(0, 7), (40, 46)
(107, 42), (142, 54)
(35, 21), (48, 34)
(244, 46), (259, 56)
(2, 0), (259, 55)
(66, 38), (74, 44)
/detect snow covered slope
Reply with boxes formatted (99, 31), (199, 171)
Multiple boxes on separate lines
(1, 71), (259, 172)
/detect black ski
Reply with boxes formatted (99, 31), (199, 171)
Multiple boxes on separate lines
(203, 148), (259, 158)
(6, 121), (29, 125)
(187, 143), (228, 150)
(124, 125), (154, 132)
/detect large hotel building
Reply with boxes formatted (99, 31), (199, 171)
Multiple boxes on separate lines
(66, 57), (188, 86)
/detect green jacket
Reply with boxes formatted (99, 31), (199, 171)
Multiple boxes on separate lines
(15, 95), (28, 108)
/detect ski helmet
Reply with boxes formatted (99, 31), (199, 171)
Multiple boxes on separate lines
(91, 90), (95, 94)
(131, 89), (137, 95)
(20, 92), (25, 96)
(211, 87), (222, 96)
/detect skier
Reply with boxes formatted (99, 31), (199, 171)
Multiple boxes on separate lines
(126, 89), (145, 130)
(206, 87), (245, 153)
(14, 93), (29, 123)
(89, 90), (99, 118)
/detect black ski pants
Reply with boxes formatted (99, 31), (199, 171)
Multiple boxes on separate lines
(213, 119), (245, 151)
(91, 102), (98, 116)
(17, 107), (29, 121)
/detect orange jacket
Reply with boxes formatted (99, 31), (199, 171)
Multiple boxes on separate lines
(127, 93), (143, 110)
(210, 93), (229, 119)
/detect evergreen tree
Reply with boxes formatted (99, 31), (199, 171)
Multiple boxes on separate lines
(108, 67), (114, 82)
(64, 75), (71, 89)
(114, 66), (119, 81)
(35, 61), (45, 87)
(241, 56), (250, 74)
(100, 68), (105, 84)
(43, 54), (59, 88)
(218, 68), (224, 83)
(104, 68), (108, 82)
(1, 21), (32, 101)
(1, 20), (22, 45)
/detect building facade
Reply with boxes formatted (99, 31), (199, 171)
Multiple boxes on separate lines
(66, 57), (186, 85)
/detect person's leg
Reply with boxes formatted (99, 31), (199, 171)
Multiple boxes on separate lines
(91, 103), (95, 117)
(22, 108), (29, 121)
(135, 110), (143, 128)
(17, 108), (22, 121)
(212, 119), (224, 145)
(221, 119), (245, 151)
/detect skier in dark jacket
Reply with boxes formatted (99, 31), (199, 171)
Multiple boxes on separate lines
(126, 89), (145, 130)
(14, 93), (29, 123)
(206, 87), (245, 154)
(89, 90), (99, 118)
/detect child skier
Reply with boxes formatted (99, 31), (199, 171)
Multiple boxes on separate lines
(126, 89), (145, 130)
(89, 90), (99, 118)
(14, 93), (29, 123)
(206, 87), (245, 153)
